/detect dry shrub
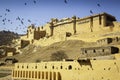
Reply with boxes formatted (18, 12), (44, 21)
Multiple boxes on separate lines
(51, 50), (68, 61)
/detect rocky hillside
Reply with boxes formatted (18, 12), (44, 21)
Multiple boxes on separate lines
(0, 30), (19, 46)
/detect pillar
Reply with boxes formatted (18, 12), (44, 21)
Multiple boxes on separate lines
(56, 72), (58, 80)
(72, 16), (77, 34)
(44, 71), (46, 80)
(52, 71), (54, 80)
(48, 71), (50, 80)
(26, 71), (28, 79)
(99, 14), (101, 25)
(90, 16), (93, 32)
(49, 21), (54, 36)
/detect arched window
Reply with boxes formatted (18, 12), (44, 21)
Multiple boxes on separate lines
(60, 66), (63, 69)
(27, 66), (28, 69)
(22, 66), (24, 68)
(52, 66), (54, 69)
(45, 66), (47, 69)
(17, 65), (19, 68)
(68, 65), (72, 70)
(93, 49), (96, 53)
(85, 50), (87, 53)
(35, 66), (37, 69)
(102, 49), (104, 52)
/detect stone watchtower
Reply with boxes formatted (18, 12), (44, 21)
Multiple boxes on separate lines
(27, 24), (46, 40)
(27, 24), (35, 40)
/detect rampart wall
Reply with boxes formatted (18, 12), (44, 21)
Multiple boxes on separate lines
(20, 12), (120, 47)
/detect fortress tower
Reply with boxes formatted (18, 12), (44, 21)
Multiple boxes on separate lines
(27, 24), (46, 40)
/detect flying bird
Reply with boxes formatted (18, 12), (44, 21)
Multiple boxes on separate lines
(64, 0), (67, 4)
(97, 3), (101, 7)
(16, 16), (20, 20)
(18, 17), (20, 20)
(2, 19), (5, 22)
(8, 19), (10, 22)
(21, 20), (24, 25)
(6, 9), (10, 12)
(8, 9), (10, 12)
(90, 10), (93, 14)
(33, 0), (36, 4)
(24, 3), (27, 5)
(28, 19), (31, 23)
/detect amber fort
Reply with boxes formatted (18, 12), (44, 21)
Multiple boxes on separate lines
(1, 12), (120, 80)
(20, 12), (120, 47)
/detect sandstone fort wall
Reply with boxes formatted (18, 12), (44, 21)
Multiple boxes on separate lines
(20, 12), (120, 47)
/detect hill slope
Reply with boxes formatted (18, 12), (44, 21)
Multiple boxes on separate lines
(0, 30), (19, 46)
(12, 38), (120, 63)
(13, 40), (88, 62)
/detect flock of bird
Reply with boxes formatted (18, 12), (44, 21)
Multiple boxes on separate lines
(0, 0), (101, 34)
(24, 0), (37, 5)
(0, 0), (39, 33)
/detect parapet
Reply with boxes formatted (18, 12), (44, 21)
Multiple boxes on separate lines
(80, 46), (119, 58)
(48, 12), (116, 27)
(97, 37), (120, 45)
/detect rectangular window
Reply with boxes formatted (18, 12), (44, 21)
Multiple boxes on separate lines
(35, 71), (37, 78)
(38, 71), (41, 79)
(20, 71), (22, 77)
(54, 72), (56, 80)
(46, 72), (48, 79)
(42, 72), (44, 79)
(58, 72), (61, 80)
(16, 71), (18, 77)
(18, 71), (19, 77)
(32, 71), (34, 78)
(12, 71), (14, 77)
(23, 71), (25, 78)
(29, 71), (31, 78)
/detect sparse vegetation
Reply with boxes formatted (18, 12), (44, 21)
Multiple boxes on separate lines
(0, 50), (4, 55)
(0, 30), (19, 46)
(0, 73), (10, 78)
(35, 59), (41, 63)
(50, 50), (68, 61)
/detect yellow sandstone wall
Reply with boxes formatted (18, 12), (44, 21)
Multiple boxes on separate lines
(12, 59), (120, 80)
(20, 13), (120, 46)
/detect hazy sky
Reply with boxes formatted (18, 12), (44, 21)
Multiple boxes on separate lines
(0, 0), (120, 34)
